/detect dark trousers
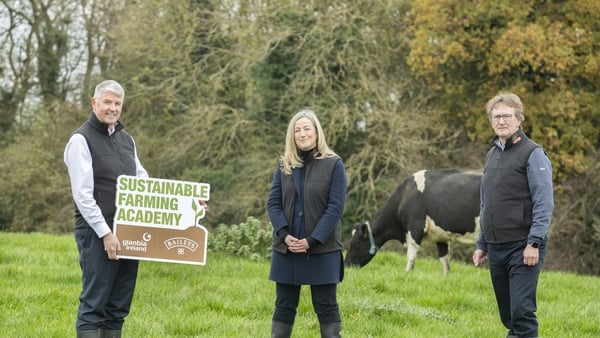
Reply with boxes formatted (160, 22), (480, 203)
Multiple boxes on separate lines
(75, 228), (139, 331)
(488, 239), (546, 338)
(273, 282), (340, 325)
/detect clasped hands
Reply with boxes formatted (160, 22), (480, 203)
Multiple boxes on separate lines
(285, 235), (309, 253)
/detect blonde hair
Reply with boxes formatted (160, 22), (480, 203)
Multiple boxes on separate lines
(485, 92), (525, 122)
(280, 109), (338, 175)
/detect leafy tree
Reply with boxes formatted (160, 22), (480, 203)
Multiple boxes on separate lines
(103, 0), (439, 228)
(0, 107), (81, 232)
(0, 0), (124, 231)
(407, 0), (599, 180)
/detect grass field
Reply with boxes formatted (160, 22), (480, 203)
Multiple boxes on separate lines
(1, 232), (598, 337)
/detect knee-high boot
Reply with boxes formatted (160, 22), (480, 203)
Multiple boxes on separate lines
(98, 328), (121, 338)
(76, 329), (99, 338)
(319, 321), (342, 338)
(271, 320), (293, 338)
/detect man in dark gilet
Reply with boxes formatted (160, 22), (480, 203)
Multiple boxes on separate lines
(64, 80), (148, 338)
(473, 92), (554, 338)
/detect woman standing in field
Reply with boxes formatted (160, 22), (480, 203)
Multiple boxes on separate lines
(267, 109), (347, 338)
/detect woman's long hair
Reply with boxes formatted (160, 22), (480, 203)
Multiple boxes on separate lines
(280, 109), (338, 175)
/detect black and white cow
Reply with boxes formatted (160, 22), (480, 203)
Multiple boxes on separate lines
(345, 169), (481, 274)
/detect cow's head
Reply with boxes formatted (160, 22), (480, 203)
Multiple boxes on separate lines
(345, 221), (378, 267)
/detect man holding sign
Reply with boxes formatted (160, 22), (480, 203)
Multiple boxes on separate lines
(64, 80), (150, 338)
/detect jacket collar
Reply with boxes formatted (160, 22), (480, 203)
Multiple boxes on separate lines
(87, 113), (123, 135)
(490, 128), (527, 150)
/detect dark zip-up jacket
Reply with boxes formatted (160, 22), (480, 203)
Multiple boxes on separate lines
(480, 129), (540, 243)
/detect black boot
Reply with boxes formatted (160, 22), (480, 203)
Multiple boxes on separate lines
(271, 320), (293, 338)
(319, 321), (342, 338)
(76, 329), (99, 338)
(98, 329), (121, 338)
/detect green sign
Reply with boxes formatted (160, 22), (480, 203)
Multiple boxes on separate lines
(114, 175), (210, 265)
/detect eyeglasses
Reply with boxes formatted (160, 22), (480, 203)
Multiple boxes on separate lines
(491, 113), (513, 122)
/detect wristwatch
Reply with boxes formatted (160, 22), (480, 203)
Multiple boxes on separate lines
(529, 241), (540, 249)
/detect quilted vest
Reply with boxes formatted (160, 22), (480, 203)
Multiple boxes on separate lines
(73, 114), (137, 229)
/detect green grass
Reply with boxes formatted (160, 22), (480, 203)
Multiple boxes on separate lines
(1, 232), (599, 337)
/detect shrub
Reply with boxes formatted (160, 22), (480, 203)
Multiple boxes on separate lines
(208, 216), (272, 261)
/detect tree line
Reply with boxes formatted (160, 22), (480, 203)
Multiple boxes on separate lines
(0, 0), (598, 274)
